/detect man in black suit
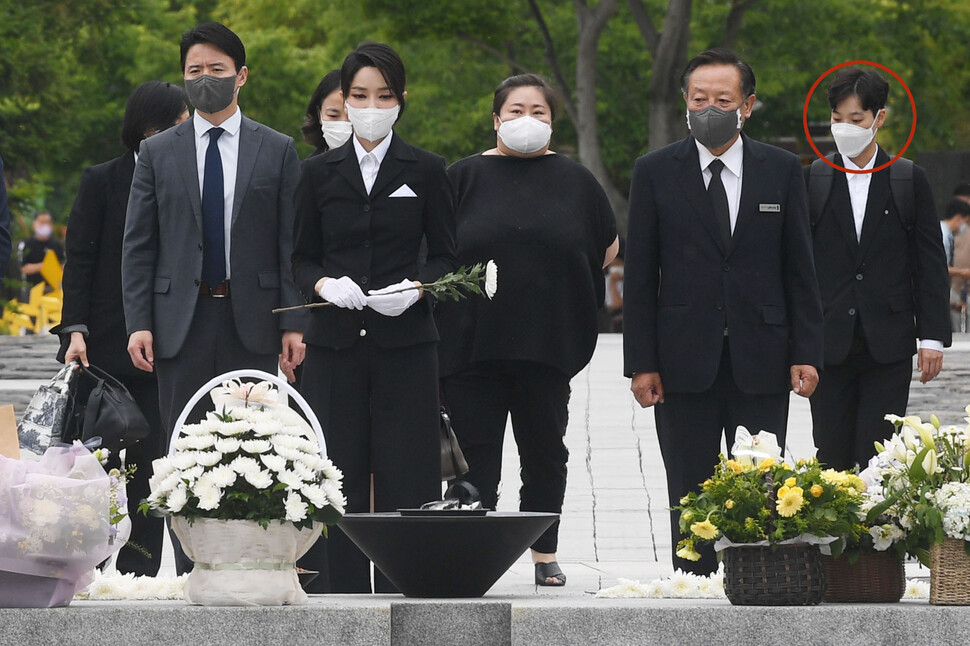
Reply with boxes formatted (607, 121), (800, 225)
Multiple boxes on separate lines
(623, 49), (823, 575)
(807, 67), (950, 472)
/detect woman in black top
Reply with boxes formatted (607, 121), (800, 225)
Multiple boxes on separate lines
(438, 74), (618, 586)
(292, 42), (457, 593)
(300, 69), (351, 158)
(52, 81), (189, 576)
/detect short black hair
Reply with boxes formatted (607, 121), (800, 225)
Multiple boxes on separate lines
(492, 74), (558, 121)
(340, 42), (406, 118)
(301, 69), (342, 150)
(180, 22), (246, 73)
(945, 197), (970, 220)
(827, 67), (889, 115)
(681, 48), (756, 98)
(33, 211), (51, 221)
(953, 182), (970, 198)
(121, 81), (188, 152)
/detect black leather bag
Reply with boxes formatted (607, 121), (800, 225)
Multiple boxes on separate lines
(440, 405), (469, 482)
(61, 363), (150, 451)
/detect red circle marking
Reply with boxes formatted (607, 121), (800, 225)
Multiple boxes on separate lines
(802, 60), (917, 175)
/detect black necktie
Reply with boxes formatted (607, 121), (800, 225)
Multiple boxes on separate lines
(708, 159), (732, 249)
(202, 127), (226, 287)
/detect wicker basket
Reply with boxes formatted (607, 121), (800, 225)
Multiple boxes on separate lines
(930, 538), (970, 605)
(822, 549), (905, 603)
(722, 544), (826, 605)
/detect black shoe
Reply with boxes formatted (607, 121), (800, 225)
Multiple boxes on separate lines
(534, 561), (566, 587)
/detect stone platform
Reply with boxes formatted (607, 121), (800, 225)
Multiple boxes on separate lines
(4, 598), (970, 646)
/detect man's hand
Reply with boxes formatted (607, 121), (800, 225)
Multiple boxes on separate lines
(631, 372), (664, 408)
(65, 332), (89, 367)
(128, 330), (155, 372)
(280, 330), (306, 383)
(918, 348), (943, 384)
(790, 364), (818, 398)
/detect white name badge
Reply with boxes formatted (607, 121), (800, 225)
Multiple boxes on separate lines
(759, 203), (781, 212)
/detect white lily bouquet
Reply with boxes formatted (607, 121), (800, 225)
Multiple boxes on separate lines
(141, 378), (345, 529)
(141, 374), (345, 606)
(0, 442), (131, 608)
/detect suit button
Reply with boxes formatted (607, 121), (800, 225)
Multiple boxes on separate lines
(722, 263), (729, 272)
(359, 329), (367, 337)
(363, 204), (371, 212)
(194, 279), (200, 286)
(361, 276), (368, 285)
(855, 273), (863, 281)
(716, 304), (724, 311)
(849, 308), (857, 316)
(363, 240), (371, 248)
(198, 244), (203, 250)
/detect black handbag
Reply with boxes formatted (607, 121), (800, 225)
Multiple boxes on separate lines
(440, 405), (469, 482)
(61, 363), (150, 452)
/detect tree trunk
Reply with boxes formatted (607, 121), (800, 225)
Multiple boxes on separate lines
(573, 0), (628, 234)
(646, 0), (692, 152)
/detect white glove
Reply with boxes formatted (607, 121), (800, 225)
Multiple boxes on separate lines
(367, 279), (421, 317)
(318, 276), (366, 310)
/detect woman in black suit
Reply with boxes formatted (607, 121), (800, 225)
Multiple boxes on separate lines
(437, 74), (619, 587)
(292, 42), (456, 593)
(52, 81), (189, 576)
(301, 69), (351, 159)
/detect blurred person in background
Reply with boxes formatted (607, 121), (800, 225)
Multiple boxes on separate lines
(52, 80), (189, 576)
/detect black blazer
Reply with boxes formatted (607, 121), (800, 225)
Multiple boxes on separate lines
(806, 148), (951, 365)
(292, 134), (457, 349)
(623, 135), (824, 395)
(54, 151), (143, 377)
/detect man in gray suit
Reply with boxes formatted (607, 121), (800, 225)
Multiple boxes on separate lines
(123, 22), (306, 443)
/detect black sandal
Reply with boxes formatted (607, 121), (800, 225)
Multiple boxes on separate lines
(534, 561), (566, 587)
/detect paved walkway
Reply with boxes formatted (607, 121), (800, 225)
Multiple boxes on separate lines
(4, 333), (970, 596)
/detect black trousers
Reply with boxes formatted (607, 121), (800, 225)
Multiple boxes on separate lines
(300, 338), (441, 593)
(111, 374), (165, 576)
(441, 360), (571, 554)
(656, 341), (790, 576)
(155, 295), (277, 574)
(811, 326), (912, 471)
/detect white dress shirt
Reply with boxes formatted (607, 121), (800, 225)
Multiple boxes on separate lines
(842, 153), (875, 242)
(353, 131), (394, 194)
(843, 151), (943, 353)
(194, 109), (241, 279)
(696, 136), (744, 234)
(941, 220), (955, 266)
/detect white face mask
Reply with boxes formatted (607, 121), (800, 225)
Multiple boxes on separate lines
(830, 115), (880, 159)
(346, 103), (399, 142)
(320, 120), (353, 149)
(497, 116), (552, 154)
(34, 224), (53, 239)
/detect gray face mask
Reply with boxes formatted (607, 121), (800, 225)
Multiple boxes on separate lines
(185, 74), (238, 114)
(686, 105), (743, 150)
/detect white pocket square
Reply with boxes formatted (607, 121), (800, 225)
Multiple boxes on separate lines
(388, 184), (417, 198)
